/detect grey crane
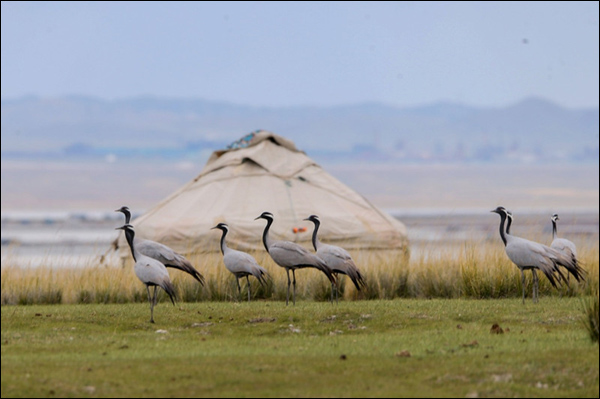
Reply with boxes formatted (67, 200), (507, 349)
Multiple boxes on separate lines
(504, 210), (543, 298)
(550, 213), (584, 285)
(115, 206), (205, 285)
(116, 224), (176, 323)
(504, 209), (584, 286)
(255, 212), (336, 305)
(211, 223), (269, 302)
(505, 210), (549, 300)
(304, 215), (366, 302)
(491, 206), (568, 304)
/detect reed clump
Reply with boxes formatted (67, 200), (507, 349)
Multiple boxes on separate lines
(582, 288), (599, 343)
(1, 238), (598, 305)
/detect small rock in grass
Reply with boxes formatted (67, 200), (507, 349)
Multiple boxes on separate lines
(490, 323), (504, 334)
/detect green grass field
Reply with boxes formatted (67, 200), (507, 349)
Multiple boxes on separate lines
(2, 298), (598, 398)
(2, 237), (598, 397)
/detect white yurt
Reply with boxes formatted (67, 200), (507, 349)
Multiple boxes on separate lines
(115, 130), (409, 257)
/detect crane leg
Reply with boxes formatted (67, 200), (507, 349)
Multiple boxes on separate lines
(335, 273), (339, 304)
(153, 286), (159, 306)
(246, 275), (251, 302)
(236, 277), (242, 302)
(152, 286), (159, 323)
(292, 269), (297, 306)
(531, 269), (539, 303)
(285, 268), (291, 306)
(146, 285), (155, 324)
(520, 269), (526, 305)
(330, 282), (335, 304)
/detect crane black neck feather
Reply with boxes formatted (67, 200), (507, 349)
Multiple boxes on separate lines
(308, 217), (321, 251)
(497, 211), (507, 246)
(123, 226), (137, 262)
(552, 218), (558, 239)
(260, 216), (273, 252)
(218, 226), (228, 256)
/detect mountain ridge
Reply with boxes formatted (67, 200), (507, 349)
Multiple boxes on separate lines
(1, 95), (597, 164)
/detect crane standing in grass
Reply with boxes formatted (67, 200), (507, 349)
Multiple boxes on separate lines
(550, 214), (583, 285)
(255, 212), (336, 306)
(211, 223), (269, 302)
(115, 206), (205, 285)
(503, 209), (546, 300)
(304, 215), (366, 302)
(491, 206), (570, 303)
(116, 224), (176, 323)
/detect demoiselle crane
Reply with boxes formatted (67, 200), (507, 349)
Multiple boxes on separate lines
(504, 209), (546, 299)
(491, 206), (569, 303)
(255, 212), (336, 305)
(211, 223), (269, 301)
(115, 206), (205, 285)
(502, 209), (584, 290)
(550, 213), (584, 285)
(304, 215), (366, 302)
(116, 224), (176, 323)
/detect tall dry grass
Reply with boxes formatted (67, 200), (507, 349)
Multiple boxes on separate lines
(582, 289), (599, 343)
(1, 238), (598, 305)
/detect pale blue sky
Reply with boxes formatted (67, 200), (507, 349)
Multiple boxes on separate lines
(1, 1), (598, 108)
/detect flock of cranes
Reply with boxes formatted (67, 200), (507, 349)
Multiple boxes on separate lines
(491, 206), (585, 304)
(115, 207), (365, 322)
(115, 205), (585, 323)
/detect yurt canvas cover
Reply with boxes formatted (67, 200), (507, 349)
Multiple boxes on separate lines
(116, 131), (408, 255)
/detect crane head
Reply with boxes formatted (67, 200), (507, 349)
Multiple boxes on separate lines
(490, 206), (507, 215)
(255, 212), (274, 221)
(211, 223), (229, 232)
(115, 206), (132, 224)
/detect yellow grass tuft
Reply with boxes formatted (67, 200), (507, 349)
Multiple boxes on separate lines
(1, 238), (598, 305)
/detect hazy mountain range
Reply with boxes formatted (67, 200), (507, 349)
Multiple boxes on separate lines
(1, 96), (598, 164)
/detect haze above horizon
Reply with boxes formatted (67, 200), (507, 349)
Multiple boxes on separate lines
(1, 1), (598, 109)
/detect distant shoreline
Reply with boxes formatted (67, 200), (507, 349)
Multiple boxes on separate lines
(2, 161), (598, 212)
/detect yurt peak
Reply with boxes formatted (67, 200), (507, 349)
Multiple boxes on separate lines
(222, 130), (299, 153)
(202, 130), (313, 177)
